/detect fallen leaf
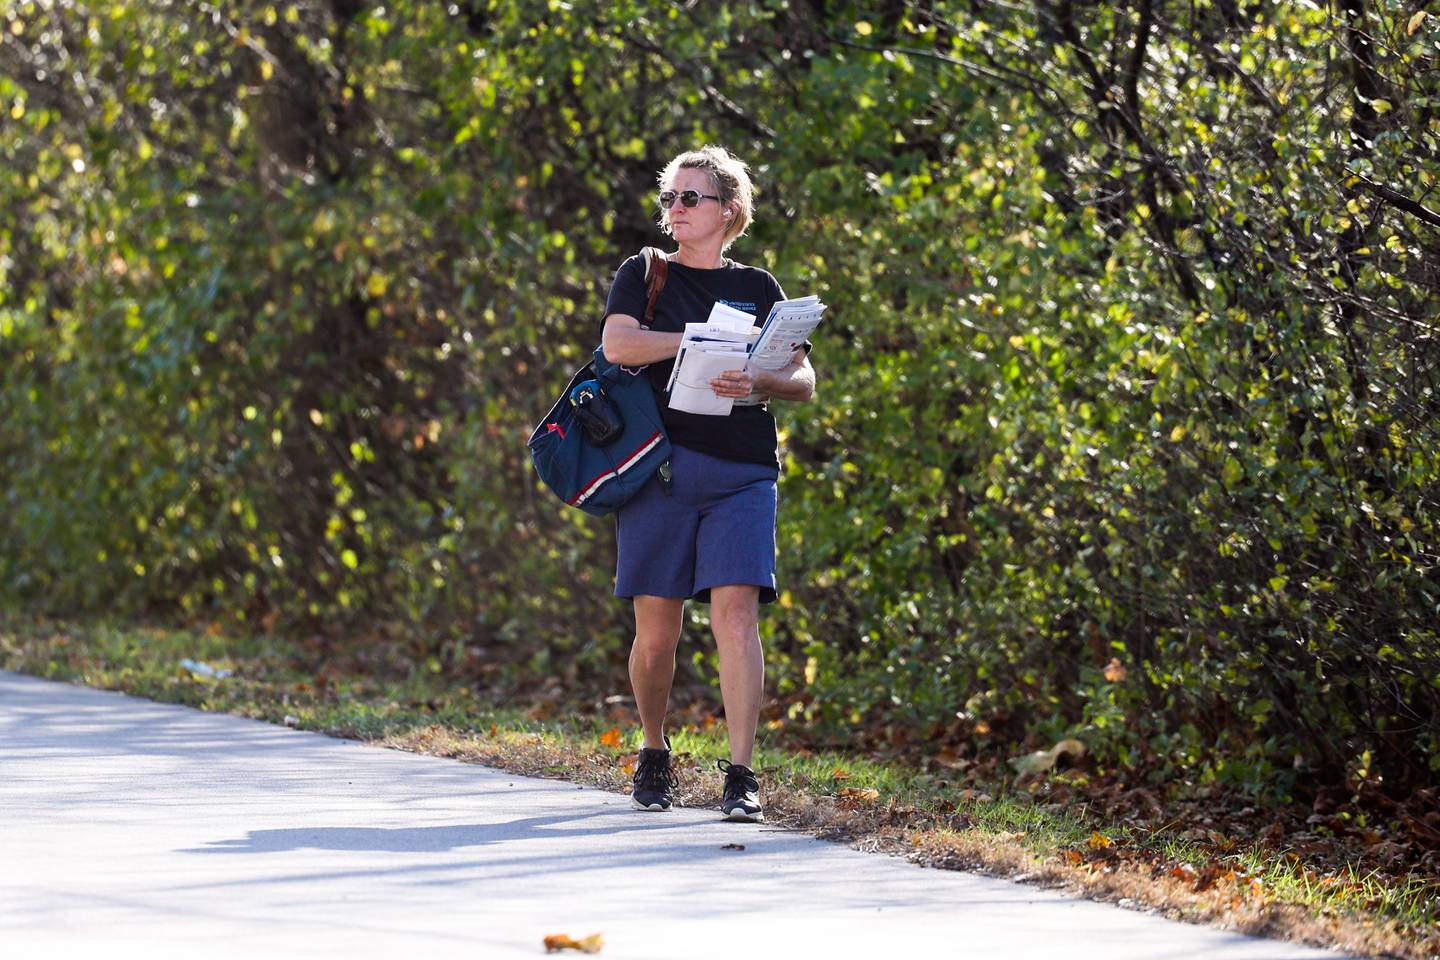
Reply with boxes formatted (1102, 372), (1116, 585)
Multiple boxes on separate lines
(1371, 839), (1408, 864)
(883, 800), (917, 822)
(1206, 830), (1235, 851)
(1062, 849), (1085, 866)
(1087, 831), (1114, 850)
(837, 787), (881, 808)
(832, 767), (850, 781)
(598, 727), (623, 748)
(543, 933), (604, 954)
(1193, 863), (1229, 892)
(1103, 657), (1127, 682)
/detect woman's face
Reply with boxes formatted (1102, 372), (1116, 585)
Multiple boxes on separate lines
(661, 167), (728, 247)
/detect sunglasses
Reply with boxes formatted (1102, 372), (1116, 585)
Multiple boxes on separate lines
(658, 189), (722, 209)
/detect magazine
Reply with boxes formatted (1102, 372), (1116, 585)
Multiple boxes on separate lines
(747, 296), (826, 371)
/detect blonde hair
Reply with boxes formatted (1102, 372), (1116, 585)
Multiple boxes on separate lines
(658, 146), (755, 250)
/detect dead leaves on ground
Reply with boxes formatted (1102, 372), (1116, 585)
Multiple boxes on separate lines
(836, 787), (881, 808)
(1164, 861), (1265, 899)
(1059, 831), (1268, 907)
(1087, 831), (1115, 850)
(1059, 832), (1120, 869)
(543, 932), (604, 954)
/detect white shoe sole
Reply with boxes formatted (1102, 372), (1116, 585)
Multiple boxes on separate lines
(722, 808), (764, 822)
(631, 797), (671, 811)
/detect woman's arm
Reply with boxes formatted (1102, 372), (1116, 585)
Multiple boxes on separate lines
(711, 349), (817, 403)
(601, 314), (683, 366)
(754, 350), (816, 402)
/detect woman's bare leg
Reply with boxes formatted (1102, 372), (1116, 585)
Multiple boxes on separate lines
(630, 595), (685, 749)
(708, 584), (763, 767)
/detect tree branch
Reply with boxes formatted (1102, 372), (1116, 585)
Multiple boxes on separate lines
(619, 29), (777, 140)
(1354, 174), (1440, 229)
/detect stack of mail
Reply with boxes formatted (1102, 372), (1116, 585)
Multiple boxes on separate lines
(665, 295), (828, 416)
(666, 302), (759, 416)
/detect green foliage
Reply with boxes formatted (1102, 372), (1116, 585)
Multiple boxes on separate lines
(2, 0), (1436, 795)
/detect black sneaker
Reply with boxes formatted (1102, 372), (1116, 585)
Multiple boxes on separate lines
(718, 759), (764, 822)
(630, 738), (677, 811)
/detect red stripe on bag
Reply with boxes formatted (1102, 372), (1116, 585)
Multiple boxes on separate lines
(616, 431), (663, 474)
(569, 431), (663, 506)
(547, 422), (566, 440)
(569, 469), (614, 506)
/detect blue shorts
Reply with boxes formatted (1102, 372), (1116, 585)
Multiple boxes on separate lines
(615, 445), (779, 605)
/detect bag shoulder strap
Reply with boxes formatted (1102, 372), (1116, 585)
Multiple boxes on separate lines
(639, 246), (669, 328)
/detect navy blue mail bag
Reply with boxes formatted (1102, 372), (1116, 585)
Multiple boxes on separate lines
(527, 248), (672, 516)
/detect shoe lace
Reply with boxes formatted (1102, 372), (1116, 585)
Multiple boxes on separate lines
(717, 759), (758, 801)
(635, 749), (677, 792)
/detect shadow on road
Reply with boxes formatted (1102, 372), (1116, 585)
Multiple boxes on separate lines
(181, 810), (709, 855)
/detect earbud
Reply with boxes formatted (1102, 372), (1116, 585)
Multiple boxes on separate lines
(723, 210), (732, 218)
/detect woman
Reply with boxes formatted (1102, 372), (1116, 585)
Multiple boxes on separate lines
(600, 146), (816, 822)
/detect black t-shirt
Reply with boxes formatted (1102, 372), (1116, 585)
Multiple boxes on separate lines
(602, 254), (789, 468)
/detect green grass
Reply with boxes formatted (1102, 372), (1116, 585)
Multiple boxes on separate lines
(1242, 853), (1439, 927)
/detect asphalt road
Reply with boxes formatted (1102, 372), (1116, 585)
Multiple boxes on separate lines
(0, 670), (1349, 959)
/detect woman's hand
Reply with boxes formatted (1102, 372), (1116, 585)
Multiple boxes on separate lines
(710, 368), (767, 401)
(711, 350), (815, 403)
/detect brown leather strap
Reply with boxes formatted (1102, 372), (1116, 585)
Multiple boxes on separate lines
(641, 246), (669, 327)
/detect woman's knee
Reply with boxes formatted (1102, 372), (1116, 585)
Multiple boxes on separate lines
(632, 596), (684, 655)
(708, 586), (760, 646)
(632, 631), (681, 663)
